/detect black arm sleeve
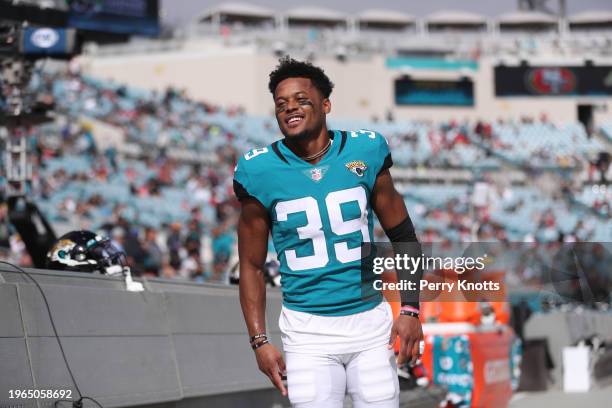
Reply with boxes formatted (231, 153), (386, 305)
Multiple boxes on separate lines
(384, 215), (422, 310)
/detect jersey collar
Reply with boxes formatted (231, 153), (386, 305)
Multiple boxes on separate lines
(278, 130), (340, 167)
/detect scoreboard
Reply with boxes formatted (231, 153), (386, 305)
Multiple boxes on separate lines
(66, 0), (160, 36)
(495, 65), (612, 97)
(395, 78), (475, 106)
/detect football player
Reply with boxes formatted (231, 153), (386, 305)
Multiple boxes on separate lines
(234, 57), (423, 408)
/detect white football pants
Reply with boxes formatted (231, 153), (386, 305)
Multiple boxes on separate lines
(285, 344), (399, 408)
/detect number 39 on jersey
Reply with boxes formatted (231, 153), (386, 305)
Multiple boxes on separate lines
(233, 129), (393, 315)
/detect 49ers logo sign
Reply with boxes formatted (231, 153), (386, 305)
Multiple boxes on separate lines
(526, 67), (576, 95)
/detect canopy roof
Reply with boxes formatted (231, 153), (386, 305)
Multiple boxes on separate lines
(285, 6), (346, 21)
(356, 9), (415, 24)
(568, 10), (612, 24)
(427, 10), (487, 25)
(198, 2), (274, 21)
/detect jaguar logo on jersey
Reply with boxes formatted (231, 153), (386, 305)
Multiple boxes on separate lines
(302, 166), (329, 182)
(346, 160), (367, 177)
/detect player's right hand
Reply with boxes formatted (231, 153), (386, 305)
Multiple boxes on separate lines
(255, 343), (287, 396)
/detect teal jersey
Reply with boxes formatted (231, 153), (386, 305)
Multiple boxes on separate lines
(234, 129), (393, 316)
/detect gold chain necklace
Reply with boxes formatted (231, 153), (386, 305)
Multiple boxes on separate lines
(301, 139), (332, 161)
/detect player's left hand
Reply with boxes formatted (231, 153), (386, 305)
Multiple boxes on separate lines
(388, 315), (424, 365)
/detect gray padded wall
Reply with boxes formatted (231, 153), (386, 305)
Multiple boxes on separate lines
(0, 284), (36, 404)
(0, 267), (285, 408)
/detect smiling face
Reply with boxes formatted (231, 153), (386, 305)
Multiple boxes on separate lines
(273, 77), (330, 140)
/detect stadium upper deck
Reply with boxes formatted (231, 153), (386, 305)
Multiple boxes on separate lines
(78, 6), (612, 125)
(93, 6), (612, 60)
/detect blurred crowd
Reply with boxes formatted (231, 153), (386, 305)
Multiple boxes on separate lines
(1, 71), (243, 281)
(0, 68), (610, 288)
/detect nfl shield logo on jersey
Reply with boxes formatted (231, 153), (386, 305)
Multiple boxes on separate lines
(303, 165), (329, 182)
(345, 160), (367, 177)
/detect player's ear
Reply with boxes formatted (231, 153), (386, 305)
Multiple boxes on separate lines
(323, 98), (331, 114)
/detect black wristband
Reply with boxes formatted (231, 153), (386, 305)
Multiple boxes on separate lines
(249, 333), (267, 344)
(399, 310), (420, 319)
(251, 339), (269, 350)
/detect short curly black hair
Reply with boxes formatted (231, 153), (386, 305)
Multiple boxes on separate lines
(268, 56), (334, 98)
